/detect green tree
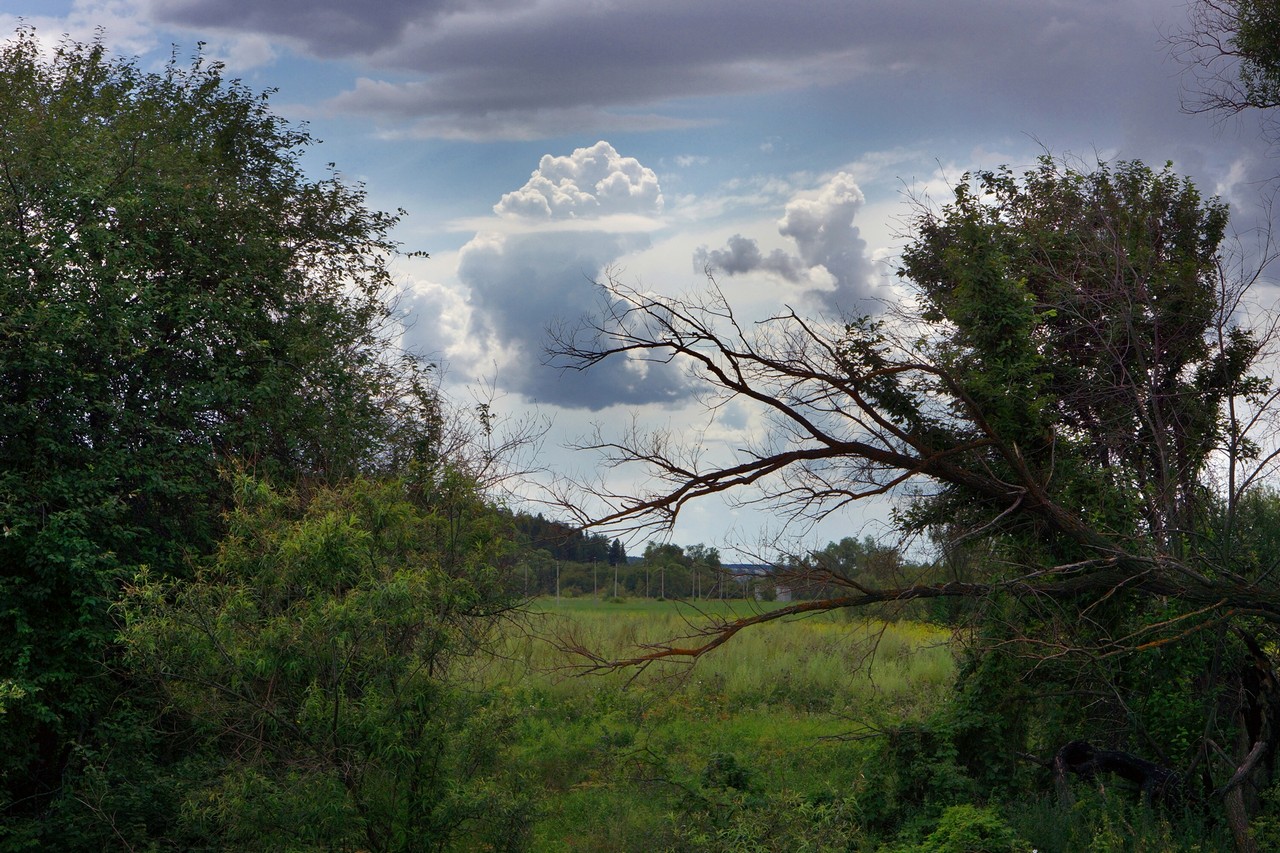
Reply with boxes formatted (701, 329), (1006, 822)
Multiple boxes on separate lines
(1177, 0), (1280, 118)
(555, 157), (1280, 842)
(122, 474), (530, 852)
(643, 542), (687, 599)
(0, 30), (439, 837)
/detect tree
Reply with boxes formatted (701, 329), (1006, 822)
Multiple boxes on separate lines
(643, 542), (687, 599)
(786, 536), (909, 605)
(1175, 1), (1280, 123)
(684, 543), (724, 598)
(0, 30), (440, 837)
(553, 157), (1280, 844)
(122, 474), (530, 851)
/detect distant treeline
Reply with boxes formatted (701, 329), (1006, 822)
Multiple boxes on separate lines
(502, 514), (937, 607)
(505, 510), (622, 564)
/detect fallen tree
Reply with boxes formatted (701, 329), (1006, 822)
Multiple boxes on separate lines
(551, 158), (1280, 849)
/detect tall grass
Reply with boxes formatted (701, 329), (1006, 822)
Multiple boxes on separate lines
(457, 597), (960, 851)
(463, 601), (1237, 852)
(477, 597), (955, 717)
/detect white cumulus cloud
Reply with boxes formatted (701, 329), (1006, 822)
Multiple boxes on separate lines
(494, 141), (663, 220)
(402, 141), (689, 410)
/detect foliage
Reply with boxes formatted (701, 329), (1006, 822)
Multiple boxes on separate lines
(669, 789), (863, 853)
(552, 154), (1280, 843)
(509, 509), (612, 563)
(1011, 791), (1233, 852)
(1177, 0), (1280, 117)
(122, 474), (530, 851)
(701, 751), (758, 792)
(898, 158), (1239, 554)
(0, 28), (440, 835)
(897, 804), (1027, 853)
(1234, 0), (1280, 109)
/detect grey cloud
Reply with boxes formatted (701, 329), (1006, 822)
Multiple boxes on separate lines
(779, 172), (875, 312)
(146, 0), (1180, 142)
(146, 0), (521, 56)
(452, 231), (691, 409)
(697, 173), (876, 315)
(696, 235), (804, 280)
(377, 107), (710, 144)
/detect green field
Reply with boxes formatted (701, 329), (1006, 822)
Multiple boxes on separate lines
(465, 597), (958, 851)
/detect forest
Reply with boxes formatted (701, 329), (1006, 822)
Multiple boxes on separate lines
(3, 1), (1280, 849)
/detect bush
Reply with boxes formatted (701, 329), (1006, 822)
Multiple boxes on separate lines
(903, 804), (1027, 853)
(123, 475), (532, 851)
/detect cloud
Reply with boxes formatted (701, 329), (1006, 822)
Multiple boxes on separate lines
(140, 0), (486, 56)
(402, 141), (689, 410)
(696, 172), (876, 314)
(698, 234), (804, 280)
(3, 1), (158, 56)
(494, 141), (663, 220)
(137, 0), (1179, 141)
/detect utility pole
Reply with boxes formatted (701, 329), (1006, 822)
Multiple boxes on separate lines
(555, 561), (560, 605)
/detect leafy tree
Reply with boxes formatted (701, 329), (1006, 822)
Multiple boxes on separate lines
(0, 29), (439, 836)
(1176, 0), (1280, 118)
(643, 542), (687, 599)
(553, 157), (1280, 843)
(122, 474), (530, 852)
(685, 543), (723, 598)
(510, 510), (610, 563)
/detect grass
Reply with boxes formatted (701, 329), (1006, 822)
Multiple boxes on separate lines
(461, 596), (959, 851)
(460, 598), (1240, 852)
(506, 597), (954, 713)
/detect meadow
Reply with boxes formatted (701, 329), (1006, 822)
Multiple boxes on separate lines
(463, 597), (958, 851)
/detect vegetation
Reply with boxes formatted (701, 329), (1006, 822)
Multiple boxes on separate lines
(1177, 0), (1280, 119)
(123, 474), (529, 851)
(552, 154), (1280, 847)
(3, 4), (1280, 850)
(0, 30), (447, 848)
(489, 599), (957, 852)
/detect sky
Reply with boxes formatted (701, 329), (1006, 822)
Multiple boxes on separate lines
(8, 0), (1279, 558)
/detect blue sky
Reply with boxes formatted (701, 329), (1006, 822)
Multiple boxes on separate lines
(8, 0), (1278, 556)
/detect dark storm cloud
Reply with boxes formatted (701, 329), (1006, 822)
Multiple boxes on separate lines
(144, 0), (1178, 141)
(146, 0), (521, 56)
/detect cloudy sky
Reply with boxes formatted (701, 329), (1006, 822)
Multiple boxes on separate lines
(9, 0), (1279, 555)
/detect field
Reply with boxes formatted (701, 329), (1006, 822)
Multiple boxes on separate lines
(464, 597), (958, 851)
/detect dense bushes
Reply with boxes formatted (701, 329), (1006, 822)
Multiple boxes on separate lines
(121, 475), (532, 850)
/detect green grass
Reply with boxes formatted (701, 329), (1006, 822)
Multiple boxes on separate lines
(497, 597), (954, 713)
(460, 599), (1241, 852)
(462, 597), (958, 851)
